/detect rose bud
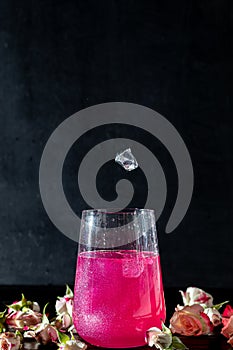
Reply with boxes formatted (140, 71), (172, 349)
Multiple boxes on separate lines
(7, 295), (40, 314)
(204, 308), (222, 327)
(0, 338), (10, 350)
(56, 298), (73, 319)
(6, 310), (42, 330)
(56, 285), (73, 318)
(221, 315), (233, 340)
(170, 304), (213, 336)
(228, 335), (233, 347)
(223, 305), (233, 318)
(59, 339), (87, 350)
(146, 327), (172, 348)
(31, 303), (40, 313)
(56, 313), (72, 331)
(55, 286), (73, 330)
(222, 304), (233, 327)
(180, 287), (213, 307)
(0, 332), (21, 350)
(35, 325), (58, 345)
(23, 331), (36, 339)
(61, 314), (72, 329)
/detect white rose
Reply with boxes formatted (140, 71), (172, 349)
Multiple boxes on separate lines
(0, 337), (11, 350)
(60, 340), (87, 350)
(56, 298), (73, 318)
(0, 332), (21, 350)
(204, 308), (222, 326)
(146, 327), (172, 349)
(180, 287), (213, 307)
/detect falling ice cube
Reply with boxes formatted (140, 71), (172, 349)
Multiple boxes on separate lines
(115, 148), (138, 171)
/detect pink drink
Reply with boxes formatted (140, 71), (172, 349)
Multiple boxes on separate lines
(73, 250), (165, 348)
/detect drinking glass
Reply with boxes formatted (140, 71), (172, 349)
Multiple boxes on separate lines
(73, 208), (165, 348)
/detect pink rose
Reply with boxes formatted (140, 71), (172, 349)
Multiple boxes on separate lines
(7, 295), (40, 314)
(228, 336), (233, 347)
(55, 286), (73, 330)
(57, 310), (72, 330)
(55, 315), (72, 330)
(6, 310), (42, 330)
(0, 338), (10, 350)
(180, 287), (213, 307)
(56, 298), (73, 318)
(146, 327), (172, 348)
(222, 305), (233, 330)
(221, 315), (233, 346)
(55, 298), (73, 330)
(170, 304), (213, 336)
(0, 332), (21, 350)
(58, 339), (87, 350)
(35, 325), (58, 345)
(222, 305), (233, 327)
(223, 305), (233, 318)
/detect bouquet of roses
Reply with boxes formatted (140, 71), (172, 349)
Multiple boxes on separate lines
(0, 285), (232, 350)
(146, 286), (232, 349)
(0, 285), (86, 350)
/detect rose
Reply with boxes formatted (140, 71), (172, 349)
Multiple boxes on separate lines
(221, 305), (233, 347)
(56, 286), (73, 317)
(170, 304), (213, 336)
(204, 307), (222, 327)
(146, 327), (172, 349)
(59, 340), (87, 350)
(6, 310), (42, 330)
(56, 298), (73, 318)
(228, 336), (233, 347)
(0, 332), (21, 350)
(55, 286), (73, 330)
(35, 325), (58, 345)
(55, 297), (73, 329)
(7, 295), (40, 313)
(180, 287), (213, 307)
(223, 305), (233, 318)
(222, 305), (233, 327)
(54, 314), (72, 330)
(221, 315), (233, 347)
(0, 338), (10, 350)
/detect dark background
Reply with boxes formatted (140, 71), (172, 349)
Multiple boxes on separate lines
(0, 0), (232, 288)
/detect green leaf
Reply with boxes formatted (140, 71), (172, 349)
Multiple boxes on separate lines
(15, 330), (22, 336)
(65, 285), (73, 298)
(70, 331), (75, 340)
(42, 303), (49, 325)
(57, 330), (70, 344)
(0, 309), (6, 319)
(15, 330), (23, 341)
(0, 322), (5, 333)
(212, 301), (229, 310)
(7, 294), (32, 312)
(162, 323), (172, 335)
(7, 301), (22, 311)
(21, 294), (27, 306)
(0, 310), (6, 333)
(171, 336), (188, 350)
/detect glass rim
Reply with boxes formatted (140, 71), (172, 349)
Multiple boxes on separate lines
(82, 208), (155, 215)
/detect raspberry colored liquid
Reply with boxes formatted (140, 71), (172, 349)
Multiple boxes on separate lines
(73, 250), (165, 348)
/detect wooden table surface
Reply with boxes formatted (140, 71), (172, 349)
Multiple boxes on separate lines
(0, 286), (232, 350)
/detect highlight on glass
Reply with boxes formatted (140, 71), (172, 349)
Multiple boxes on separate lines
(73, 208), (166, 348)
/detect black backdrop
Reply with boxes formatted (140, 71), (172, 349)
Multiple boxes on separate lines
(0, 0), (232, 287)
